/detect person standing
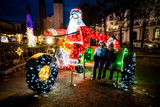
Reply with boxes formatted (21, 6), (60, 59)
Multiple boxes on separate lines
(93, 40), (108, 80)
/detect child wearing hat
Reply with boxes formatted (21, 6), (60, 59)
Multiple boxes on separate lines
(102, 42), (117, 80)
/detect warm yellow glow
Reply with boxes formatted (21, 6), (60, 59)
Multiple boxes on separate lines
(107, 22), (119, 30)
(47, 37), (53, 44)
(16, 34), (22, 44)
(39, 65), (50, 81)
(27, 28), (36, 47)
(15, 47), (24, 56)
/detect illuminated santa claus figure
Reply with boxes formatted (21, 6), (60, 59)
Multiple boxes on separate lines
(44, 8), (119, 70)
(66, 8), (110, 60)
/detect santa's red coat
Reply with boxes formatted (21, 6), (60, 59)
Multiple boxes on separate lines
(65, 26), (109, 59)
(44, 26), (110, 59)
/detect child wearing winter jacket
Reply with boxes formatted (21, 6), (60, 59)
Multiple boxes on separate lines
(102, 42), (117, 80)
(93, 40), (108, 80)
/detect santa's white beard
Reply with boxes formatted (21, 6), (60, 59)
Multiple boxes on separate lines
(68, 18), (85, 34)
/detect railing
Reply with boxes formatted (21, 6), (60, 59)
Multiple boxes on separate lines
(0, 42), (48, 71)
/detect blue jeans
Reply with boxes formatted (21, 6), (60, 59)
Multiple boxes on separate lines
(93, 60), (105, 80)
(102, 61), (116, 79)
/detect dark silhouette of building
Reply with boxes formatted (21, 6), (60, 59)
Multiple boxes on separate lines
(54, 0), (63, 3)
(39, 0), (46, 34)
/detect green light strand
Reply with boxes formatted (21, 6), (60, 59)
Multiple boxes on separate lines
(121, 48), (128, 71)
(84, 47), (93, 62)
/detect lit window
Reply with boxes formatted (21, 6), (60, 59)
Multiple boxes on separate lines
(154, 28), (160, 39)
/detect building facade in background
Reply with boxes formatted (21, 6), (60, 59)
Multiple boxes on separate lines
(94, 10), (160, 44)
(39, 0), (64, 32)
(0, 18), (25, 35)
(39, 0), (46, 34)
(106, 16), (160, 44)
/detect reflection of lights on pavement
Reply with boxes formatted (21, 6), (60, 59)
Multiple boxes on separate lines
(33, 94), (39, 98)
(133, 87), (136, 90)
(124, 88), (129, 91)
(142, 89), (146, 92)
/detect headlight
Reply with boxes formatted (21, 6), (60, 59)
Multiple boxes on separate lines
(47, 38), (53, 44)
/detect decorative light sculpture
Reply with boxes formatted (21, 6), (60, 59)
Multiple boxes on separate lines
(26, 53), (58, 93)
(15, 47), (24, 56)
(26, 5), (36, 47)
(44, 8), (120, 70)
(1, 36), (9, 43)
(27, 28), (36, 47)
(120, 48), (136, 86)
(16, 33), (22, 44)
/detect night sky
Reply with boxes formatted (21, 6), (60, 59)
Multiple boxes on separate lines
(0, 0), (80, 25)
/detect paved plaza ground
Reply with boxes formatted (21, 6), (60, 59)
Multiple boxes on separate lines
(0, 49), (160, 107)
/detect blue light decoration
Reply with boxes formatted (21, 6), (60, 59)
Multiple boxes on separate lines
(26, 5), (33, 30)
(26, 53), (58, 93)
(26, 5), (36, 47)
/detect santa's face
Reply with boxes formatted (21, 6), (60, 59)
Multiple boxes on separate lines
(68, 9), (85, 34)
(70, 10), (81, 23)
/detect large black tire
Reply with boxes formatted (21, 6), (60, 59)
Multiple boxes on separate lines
(26, 53), (58, 93)
(121, 53), (136, 86)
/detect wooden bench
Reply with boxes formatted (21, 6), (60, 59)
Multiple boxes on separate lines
(80, 61), (122, 88)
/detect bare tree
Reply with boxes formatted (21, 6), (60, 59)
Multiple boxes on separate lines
(112, 0), (128, 47)
(79, 0), (102, 28)
(96, 0), (114, 36)
(136, 0), (155, 48)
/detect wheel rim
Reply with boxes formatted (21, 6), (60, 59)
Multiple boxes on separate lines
(39, 65), (50, 81)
